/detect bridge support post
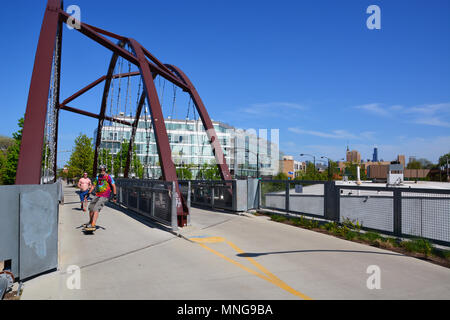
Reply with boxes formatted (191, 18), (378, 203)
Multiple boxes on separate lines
(16, 0), (62, 184)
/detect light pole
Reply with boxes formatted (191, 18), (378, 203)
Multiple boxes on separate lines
(446, 157), (449, 182)
(321, 156), (332, 180)
(300, 153), (316, 171)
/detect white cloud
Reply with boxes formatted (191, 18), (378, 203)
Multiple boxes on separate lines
(239, 102), (308, 118)
(288, 127), (375, 141)
(354, 103), (390, 117)
(354, 102), (450, 128)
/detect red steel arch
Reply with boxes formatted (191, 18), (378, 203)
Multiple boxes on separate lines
(16, 0), (231, 226)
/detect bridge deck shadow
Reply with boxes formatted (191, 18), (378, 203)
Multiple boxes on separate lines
(237, 249), (406, 258)
(104, 202), (173, 233)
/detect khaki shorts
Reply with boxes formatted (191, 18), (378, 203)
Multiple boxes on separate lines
(88, 196), (109, 212)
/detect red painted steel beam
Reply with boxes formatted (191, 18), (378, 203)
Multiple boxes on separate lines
(165, 64), (232, 181)
(60, 71), (140, 107)
(59, 10), (139, 66)
(60, 10), (189, 91)
(60, 105), (132, 126)
(61, 75), (106, 106)
(16, 0), (62, 184)
(112, 71), (140, 79)
(129, 39), (189, 226)
(82, 22), (126, 42)
(59, 9), (188, 93)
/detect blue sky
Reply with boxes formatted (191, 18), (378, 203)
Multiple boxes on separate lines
(1, 0), (449, 166)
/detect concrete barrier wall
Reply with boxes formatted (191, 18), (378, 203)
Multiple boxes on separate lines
(0, 183), (59, 280)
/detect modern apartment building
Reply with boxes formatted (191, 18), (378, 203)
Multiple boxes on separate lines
(96, 114), (279, 178)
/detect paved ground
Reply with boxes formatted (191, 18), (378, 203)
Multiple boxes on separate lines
(21, 186), (450, 300)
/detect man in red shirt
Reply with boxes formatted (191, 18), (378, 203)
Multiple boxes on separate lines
(85, 165), (117, 230)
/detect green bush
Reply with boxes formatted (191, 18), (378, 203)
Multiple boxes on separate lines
(270, 214), (287, 223)
(360, 231), (383, 243)
(344, 230), (358, 240)
(386, 237), (400, 247)
(342, 218), (362, 233)
(291, 217), (301, 226)
(401, 238), (433, 256)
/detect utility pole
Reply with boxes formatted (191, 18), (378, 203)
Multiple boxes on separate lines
(321, 156), (332, 181)
(300, 153), (316, 170)
(447, 157), (448, 182)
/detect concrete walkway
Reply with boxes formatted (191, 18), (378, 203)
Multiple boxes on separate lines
(21, 186), (450, 299)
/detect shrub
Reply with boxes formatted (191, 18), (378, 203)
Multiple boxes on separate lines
(342, 218), (362, 233)
(271, 214), (287, 223)
(360, 231), (383, 243)
(401, 238), (433, 256)
(344, 230), (358, 240)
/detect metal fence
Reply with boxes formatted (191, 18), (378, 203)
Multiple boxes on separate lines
(259, 180), (450, 246)
(179, 180), (252, 212)
(260, 180), (335, 219)
(115, 179), (178, 230)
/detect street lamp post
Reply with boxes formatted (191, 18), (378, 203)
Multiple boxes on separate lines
(300, 153), (316, 171)
(446, 156), (449, 182)
(321, 156), (332, 180)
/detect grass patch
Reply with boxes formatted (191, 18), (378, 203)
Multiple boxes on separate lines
(270, 214), (287, 223)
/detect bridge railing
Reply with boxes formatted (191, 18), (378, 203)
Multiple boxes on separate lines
(178, 180), (251, 212)
(115, 178), (179, 231)
(259, 179), (450, 246)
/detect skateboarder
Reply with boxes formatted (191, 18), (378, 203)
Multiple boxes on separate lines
(84, 165), (117, 231)
(77, 172), (92, 211)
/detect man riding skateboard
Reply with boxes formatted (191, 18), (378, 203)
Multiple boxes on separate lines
(84, 165), (117, 231)
(77, 172), (92, 211)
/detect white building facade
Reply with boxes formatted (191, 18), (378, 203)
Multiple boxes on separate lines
(97, 115), (279, 179)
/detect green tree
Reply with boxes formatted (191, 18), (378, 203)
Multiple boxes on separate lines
(0, 151), (6, 185)
(2, 118), (24, 185)
(295, 162), (328, 181)
(343, 162), (367, 180)
(197, 161), (220, 180)
(176, 164), (193, 180)
(0, 136), (14, 151)
(407, 160), (422, 169)
(438, 152), (450, 167)
(112, 141), (143, 178)
(67, 134), (94, 179)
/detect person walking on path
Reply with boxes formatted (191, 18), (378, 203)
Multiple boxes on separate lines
(84, 165), (117, 230)
(77, 172), (92, 212)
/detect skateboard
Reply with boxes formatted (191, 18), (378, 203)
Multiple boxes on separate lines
(82, 225), (96, 234)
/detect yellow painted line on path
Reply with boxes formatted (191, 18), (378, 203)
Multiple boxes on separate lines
(189, 236), (225, 244)
(190, 236), (312, 300)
